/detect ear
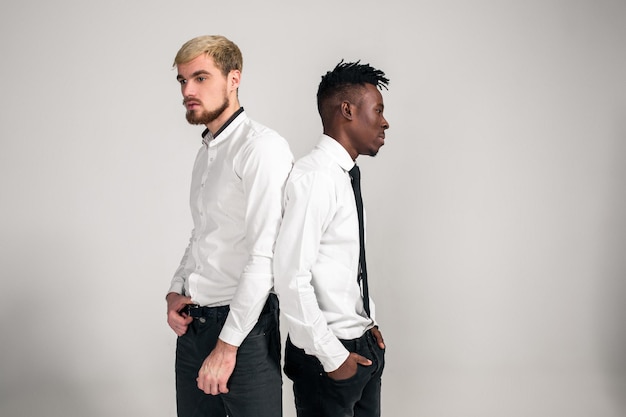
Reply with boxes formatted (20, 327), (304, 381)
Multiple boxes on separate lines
(228, 69), (241, 92)
(340, 101), (353, 120)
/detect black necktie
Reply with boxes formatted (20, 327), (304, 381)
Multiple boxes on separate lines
(349, 165), (370, 317)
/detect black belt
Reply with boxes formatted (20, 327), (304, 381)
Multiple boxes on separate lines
(182, 303), (229, 318)
(183, 293), (277, 319)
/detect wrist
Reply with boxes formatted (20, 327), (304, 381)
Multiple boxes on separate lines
(166, 292), (180, 301)
(217, 338), (239, 353)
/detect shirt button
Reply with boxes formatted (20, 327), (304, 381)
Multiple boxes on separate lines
(199, 317), (206, 324)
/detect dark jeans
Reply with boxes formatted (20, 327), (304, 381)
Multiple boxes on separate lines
(175, 294), (282, 417)
(284, 329), (385, 417)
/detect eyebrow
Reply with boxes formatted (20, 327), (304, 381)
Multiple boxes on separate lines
(176, 70), (211, 81)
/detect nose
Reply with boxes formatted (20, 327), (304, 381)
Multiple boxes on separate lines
(382, 115), (389, 130)
(182, 82), (195, 98)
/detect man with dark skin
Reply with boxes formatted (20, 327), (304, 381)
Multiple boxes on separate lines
(274, 61), (390, 417)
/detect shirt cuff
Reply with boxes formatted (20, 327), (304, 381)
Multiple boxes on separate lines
(318, 337), (350, 372)
(218, 321), (248, 347)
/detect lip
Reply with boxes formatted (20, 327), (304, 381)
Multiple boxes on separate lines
(184, 100), (201, 109)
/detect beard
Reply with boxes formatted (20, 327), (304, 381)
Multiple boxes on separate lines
(185, 96), (230, 126)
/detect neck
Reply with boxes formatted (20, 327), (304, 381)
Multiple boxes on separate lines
(324, 130), (358, 161)
(206, 98), (241, 136)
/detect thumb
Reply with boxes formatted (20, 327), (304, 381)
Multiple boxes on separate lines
(354, 353), (372, 367)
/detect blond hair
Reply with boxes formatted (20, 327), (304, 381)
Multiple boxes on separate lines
(173, 35), (243, 75)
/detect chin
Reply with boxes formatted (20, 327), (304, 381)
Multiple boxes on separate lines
(369, 146), (383, 157)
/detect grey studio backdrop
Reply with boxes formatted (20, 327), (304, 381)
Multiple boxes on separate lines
(1, 1), (625, 416)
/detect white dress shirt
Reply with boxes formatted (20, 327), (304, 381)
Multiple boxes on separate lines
(274, 135), (376, 372)
(169, 109), (293, 347)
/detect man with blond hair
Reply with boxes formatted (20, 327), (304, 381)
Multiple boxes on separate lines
(166, 35), (293, 417)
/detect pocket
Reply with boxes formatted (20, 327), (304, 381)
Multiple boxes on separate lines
(325, 361), (369, 385)
(283, 358), (300, 380)
(246, 310), (273, 338)
(234, 329), (279, 378)
(323, 363), (370, 405)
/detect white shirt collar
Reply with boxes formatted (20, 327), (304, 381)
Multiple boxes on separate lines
(317, 134), (355, 172)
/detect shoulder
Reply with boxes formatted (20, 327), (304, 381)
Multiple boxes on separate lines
(287, 150), (340, 191)
(237, 118), (292, 159)
(244, 118), (289, 147)
(229, 116), (292, 164)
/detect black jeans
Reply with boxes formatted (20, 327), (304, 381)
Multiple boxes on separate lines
(284, 329), (385, 417)
(175, 294), (282, 417)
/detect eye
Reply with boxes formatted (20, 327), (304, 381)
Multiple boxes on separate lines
(178, 79), (187, 85)
(196, 76), (206, 82)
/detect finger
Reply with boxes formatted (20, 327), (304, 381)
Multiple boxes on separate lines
(219, 381), (230, 394)
(176, 300), (192, 312)
(197, 376), (213, 395)
(211, 382), (221, 396)
(170, 311), (192, 327)
(168, 311), (183, 323)
(375, 334), (385, 349)
(170, 314), (189, 333)
(372, 328), (385, 349)
(167, 319), (182, 335)
(199, 371), (219, 396)
(354, 354), (372, 366)
(170, 322), (183, 336)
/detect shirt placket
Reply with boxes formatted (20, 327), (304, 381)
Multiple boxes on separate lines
(192, 144), (218, 275)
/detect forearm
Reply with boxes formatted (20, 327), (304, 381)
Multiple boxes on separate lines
(219, 256), (273, 346)
(284, 309), (349, 372)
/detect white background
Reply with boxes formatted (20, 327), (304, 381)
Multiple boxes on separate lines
(1, 1), (625, 416)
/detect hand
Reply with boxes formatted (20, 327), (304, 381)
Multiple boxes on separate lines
(371, 326), (386, 350)
(197, 338), (238, 395)
(166, 292), (193, 336)
(327, 352), (372, 381)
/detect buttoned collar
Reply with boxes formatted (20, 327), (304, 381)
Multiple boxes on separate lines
(201, 107), (246, 146)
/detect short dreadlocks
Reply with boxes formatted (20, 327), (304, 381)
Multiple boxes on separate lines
(317, 60), (389, 120)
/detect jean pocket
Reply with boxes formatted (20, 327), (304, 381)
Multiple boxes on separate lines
(325, 361), (370, 385)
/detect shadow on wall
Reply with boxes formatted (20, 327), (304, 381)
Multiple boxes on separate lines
(598, 118), (626, 413)
(0, 236), (123, 417)
(0, 379), (101, 417)
(0, 289), (101, 417)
